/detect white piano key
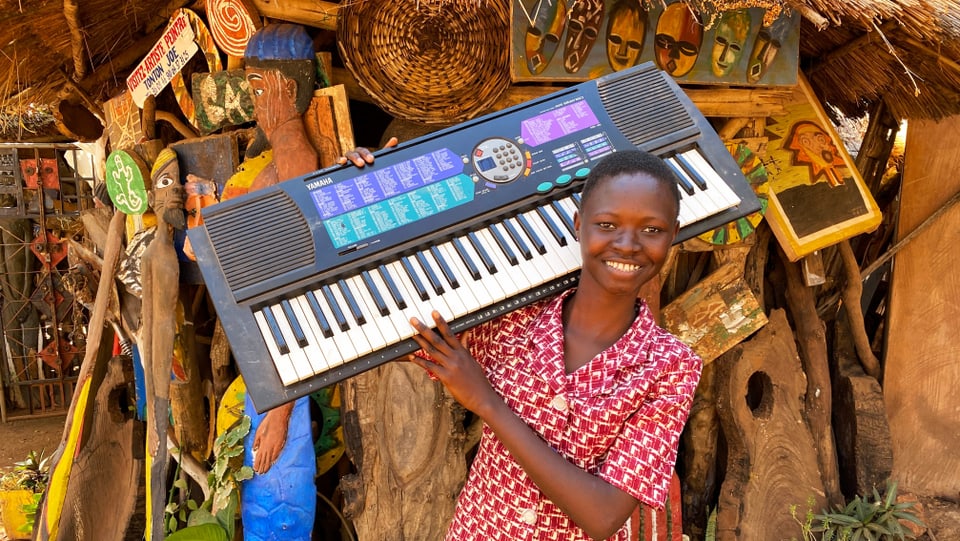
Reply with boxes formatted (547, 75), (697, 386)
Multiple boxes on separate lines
(679, 149), (741, 210)
(291, 295), (340, 372)
(405, 255), (455, 321)
(328, 280), (372, 357)
(345, 274), (398, 350)
(313, 287), (358, 367)
(457, 234), (508, 302)
(436, 241), (486, 309)
(270, 304), (312, 380)
(385, 260), (437, 325)
(254, 310), (299, 385)
(499, 219), (550, 288)
(475, 227), (527, 295)
(369, 264), (419, 341)
(421, 249), (470, 318)
(522, 209), (581, 275)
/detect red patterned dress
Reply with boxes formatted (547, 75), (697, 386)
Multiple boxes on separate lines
(445, 289), (702, 541)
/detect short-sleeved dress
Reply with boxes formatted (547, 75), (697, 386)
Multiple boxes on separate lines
(445, 289), (702, 541)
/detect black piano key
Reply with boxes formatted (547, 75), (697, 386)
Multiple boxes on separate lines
(502, 219), (534, 260)
(467, 231), (497, 274)
(429, 246), (460, 289)
(361, 270), (390, 316)
(377, 264), (407, 309)
(515, 214), (547, 255)
(675, 151), (709, 191)
(321, 284), (350, 331)
(280, 299), (309, 347)
(305, 291), (334, 338)
(452, 237), (482, 280)
(489, 224), (519, 265)
(536, 205), (568, 246)
(665, 157), (696, 196)
(414, 252), (445, 295)
(551, 200), (576, 235)
(261, 307), (290, 355)
(337, 279), (366, 326)
(571, 192), (582, 206)
(401, 257), (431, 301)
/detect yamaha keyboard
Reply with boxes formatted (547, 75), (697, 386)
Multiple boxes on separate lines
(189, 62), (761, 411)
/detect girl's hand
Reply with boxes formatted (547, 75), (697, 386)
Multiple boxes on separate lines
(406, 311), (497, 415)
(336, 136), (399, 167)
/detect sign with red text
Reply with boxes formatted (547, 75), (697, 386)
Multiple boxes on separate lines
(126, 10), (199, 107)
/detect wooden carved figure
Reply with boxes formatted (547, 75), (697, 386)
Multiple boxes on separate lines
(140, 147), (185, 540)
(239, 23), (319, 541)
(244, 23), (318, 191)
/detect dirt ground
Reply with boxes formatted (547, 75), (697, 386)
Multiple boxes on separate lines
(0, 414), (65, 476)
(0, 413), (65, 541)
(0, 414), (957, 541)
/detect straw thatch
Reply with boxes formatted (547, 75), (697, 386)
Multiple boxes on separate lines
(0, 0), (959, 140)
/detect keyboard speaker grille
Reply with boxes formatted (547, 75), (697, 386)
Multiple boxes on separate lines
(597, 68), (695, 149)
(204, 190), (315, 292)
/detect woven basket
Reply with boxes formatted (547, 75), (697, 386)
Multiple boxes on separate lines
(337, 0), (511, 125)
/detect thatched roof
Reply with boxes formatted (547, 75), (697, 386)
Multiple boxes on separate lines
(0, 0), (959, 140)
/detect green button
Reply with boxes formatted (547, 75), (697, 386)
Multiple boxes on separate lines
(536, 181), (553, 193)
(574, 167), (591, 179)
(556, 174), (572, 185)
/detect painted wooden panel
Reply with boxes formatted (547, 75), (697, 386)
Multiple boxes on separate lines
(510, 1), (799, 86)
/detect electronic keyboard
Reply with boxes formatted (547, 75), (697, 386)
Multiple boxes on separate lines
(188, 62), (761, 411)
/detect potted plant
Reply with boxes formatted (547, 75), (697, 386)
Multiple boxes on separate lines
(0, 450), (50, 539)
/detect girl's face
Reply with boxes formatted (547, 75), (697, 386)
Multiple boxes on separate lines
(574, 173), (678, 298)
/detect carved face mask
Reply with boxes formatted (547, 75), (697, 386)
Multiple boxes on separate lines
(746, 13), (792, 83)
(524, 0), (567, 75)
(606, 1), (646, 72)
(563, 0), (605, 73)
(150, 149), (186, 230)
(711, 9), (751, 77)
(654, 3), (703, 77)
(245, 67), (300, 134)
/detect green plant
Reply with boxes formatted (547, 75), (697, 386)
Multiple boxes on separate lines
(164, 414), (253, 539)
(0, 449), (50, 536)
(0, 449), (50, 493)
(792, 479), (926, 541)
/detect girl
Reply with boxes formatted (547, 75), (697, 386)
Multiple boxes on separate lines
(407, 149), (703, 540)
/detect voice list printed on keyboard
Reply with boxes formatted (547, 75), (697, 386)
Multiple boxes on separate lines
(188, 62), (760, 412)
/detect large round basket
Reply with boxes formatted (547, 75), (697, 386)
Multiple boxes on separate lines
(337, 0), (511, 125)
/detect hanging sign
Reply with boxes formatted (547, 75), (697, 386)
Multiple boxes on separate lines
(126, 10), (199, 107)
(105, 149), (149, 215)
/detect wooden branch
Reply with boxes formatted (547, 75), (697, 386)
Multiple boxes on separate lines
(63, 0), (88, 80)
(250, 0), (338, 30)
(860, 187), (960, 279)
(837, 241), (881, 378)
(156, 109), (200, 139)
(789, 1), (831, 30)
(779, 246), (843, 506)
(682, 88), (790, 118)
(76, 28), (165, 94)
(807, 21), (898, 75)
(331, 67), (790, 118)
(58, 70), (106, 120)
(898, 35), (960, 78)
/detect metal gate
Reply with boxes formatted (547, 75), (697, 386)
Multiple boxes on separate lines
(0, 143), (97, 421)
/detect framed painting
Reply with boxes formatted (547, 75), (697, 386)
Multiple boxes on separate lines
(510, 0), (800, 86)
(746, 74), (882, 261)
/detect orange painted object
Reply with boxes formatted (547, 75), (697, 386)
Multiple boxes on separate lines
(30, 232), (68, 268)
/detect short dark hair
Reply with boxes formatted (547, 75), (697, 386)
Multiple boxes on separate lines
(579, 149), (681, 218)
